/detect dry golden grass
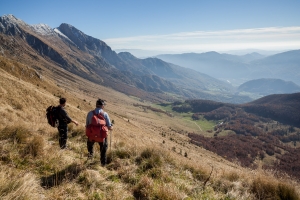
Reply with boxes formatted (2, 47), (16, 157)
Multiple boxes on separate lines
(0, 165), (43, 200)
(0, 57), (300, 199)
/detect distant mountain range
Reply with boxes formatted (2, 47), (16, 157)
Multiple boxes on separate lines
(0, 14), (250, 103)
(155, 50), (300, 86)
(0, 14), (299, 104)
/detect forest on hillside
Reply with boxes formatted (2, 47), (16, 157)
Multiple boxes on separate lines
(168, 97), (300, 180)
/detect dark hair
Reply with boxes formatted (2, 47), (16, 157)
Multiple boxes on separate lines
(96, 99), (105, 107)
(59, 98), (66, 105)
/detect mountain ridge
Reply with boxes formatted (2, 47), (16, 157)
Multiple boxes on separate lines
(156, 49), (300, 86)
(238, 78), (300, 95)
(0, 14), (250, 103)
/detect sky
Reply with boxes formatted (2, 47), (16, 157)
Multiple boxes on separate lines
(1, 0), (300, 55)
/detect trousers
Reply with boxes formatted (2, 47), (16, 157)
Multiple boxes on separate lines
(87, 138), (108, 165)
(58, 125), (68, 149)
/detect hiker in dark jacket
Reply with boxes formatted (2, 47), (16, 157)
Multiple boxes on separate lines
(57, 97), (78, 149)
(86, 99), (113, 166)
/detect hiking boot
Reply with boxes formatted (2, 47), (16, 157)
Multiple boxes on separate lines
(60, 146), (70, 150)
(88, 154), (93, 159)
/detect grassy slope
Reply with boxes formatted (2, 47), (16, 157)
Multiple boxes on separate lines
(0, 57), (299, 199)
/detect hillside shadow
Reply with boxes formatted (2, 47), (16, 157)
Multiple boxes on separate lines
(41, 163), (84, 189)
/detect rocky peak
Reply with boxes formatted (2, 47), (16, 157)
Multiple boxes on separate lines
(0, 14), (28, 35)
(31, 23), (55, 36)
(58, 23), (110, 54)
(0, 14), (26, 25)
(118, 52), (138, 61)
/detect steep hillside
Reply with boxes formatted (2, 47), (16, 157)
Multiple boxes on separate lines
(118, 52), (251, 103)
(0, 15), (183, 102)
(166, 95), (300, 181)
(242, 93), (300, 127)
(1, 54), (299, 199)
(1, 14), (300, 200)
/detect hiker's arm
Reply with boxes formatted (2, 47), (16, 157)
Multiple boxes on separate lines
(104, 112), (113, 130)
(63, 110), (78, 126)
(72, 119), (79, 126)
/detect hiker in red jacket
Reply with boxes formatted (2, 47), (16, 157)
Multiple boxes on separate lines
(86, 99), (113, 166)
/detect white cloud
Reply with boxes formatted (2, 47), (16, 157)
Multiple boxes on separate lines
(104, 27), (300, 52)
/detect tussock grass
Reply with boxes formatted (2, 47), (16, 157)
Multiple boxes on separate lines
(0, 126), (31, 144)
(223, 171), (240, 182)
(78, 169), (105, 190)
(133, 176), (186, 200)
(251, 176), (299, 200)
(41, 163), (84, 188)
(23, 134), (45, 157)
(70, 126), (85, 138)
(183, 164), (211, 182)
(136, 148), (163, 172)
(0, 166), (43, 200)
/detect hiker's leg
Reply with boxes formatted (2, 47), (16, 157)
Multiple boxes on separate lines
(99, 138), (108, 165)
(87, 139), (95, 157)
(58, 126), (68, 149)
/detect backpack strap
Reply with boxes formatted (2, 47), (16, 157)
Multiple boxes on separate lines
(92, 110), (106, 125)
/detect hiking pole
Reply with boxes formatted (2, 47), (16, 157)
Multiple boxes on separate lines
(110, 120), (114, 160)
(110, 129), (112, 152)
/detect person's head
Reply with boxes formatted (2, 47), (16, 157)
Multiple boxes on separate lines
(96, 99), (105, 108)
(59, 98), (66, 106)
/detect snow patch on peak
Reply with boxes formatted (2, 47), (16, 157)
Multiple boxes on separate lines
(54, 28), (71, 40)
(3, 14), (16, 19)
(0, 14), (27, 26)
(31, 23), (54, 35)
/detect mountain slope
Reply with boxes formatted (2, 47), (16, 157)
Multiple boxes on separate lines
(166, 93), (300, 181)
(1, 14), (253, 103)
(155, 51), (251, 82)
(118, 52), (252, 103)
(249, 49), (300, 85)
(238, 78), (300, 95)
(242, 93), (300, 127)
(1, 55), (299, 199)
(1, 15), (300, 200)
(0, 15), (183, 100)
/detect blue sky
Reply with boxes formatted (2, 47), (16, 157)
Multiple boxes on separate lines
(1, 0), (300, 54)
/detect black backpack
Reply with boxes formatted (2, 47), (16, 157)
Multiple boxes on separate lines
(46, 106), (60, 127)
